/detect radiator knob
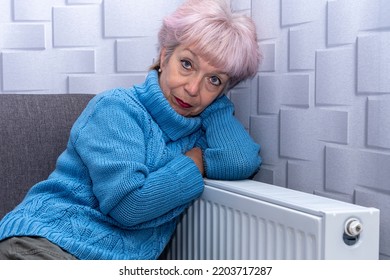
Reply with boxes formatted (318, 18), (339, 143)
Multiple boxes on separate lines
(345, 218), (363, 237)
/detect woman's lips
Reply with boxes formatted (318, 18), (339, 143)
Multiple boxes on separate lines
(175, 97), (192, 109)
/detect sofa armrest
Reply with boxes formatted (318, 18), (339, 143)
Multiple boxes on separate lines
(0, 94), (94, 219)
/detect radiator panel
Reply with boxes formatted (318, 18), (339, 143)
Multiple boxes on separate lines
(166, 180), (380, 260)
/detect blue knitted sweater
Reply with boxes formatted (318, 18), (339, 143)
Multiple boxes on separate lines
(0, 71), (261, 259)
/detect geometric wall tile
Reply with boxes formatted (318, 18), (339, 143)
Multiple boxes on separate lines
(258, 74), (310, 114)
(57, 50), (96, 73)
(2, 49), (95, 92)
(359, 0), (390, 30)
(0, 1), (12, 22)
(250, 115), (279, 165)
(258, 75), (280, 114)
(68, 74), (146, 94)
(324, 146), (356, 194)
(0, 24), (45, 49)
(53, 6), (101, 47)
(67, 0), (102, 4)
(280, 109), (318, 161)
(355, 190), (390, 257)
(253, 166), (275, 185)
(287, 160), (323, 194)
(116, 38), (157, 72)
(314, 189), (353, 204)
(358, 33), (390, 93)
(104, 0), (184, 37)
(281, 109), (348, 160)
(327, 0), (360, 46)
(281, 0), (322, 26)
(326, 146), (390, 194)
(259, 43), (276, 72)
(289, 23), (322, 70)
(252, 0), (280, 40)
(230, 88), (251, 129)
(230, 0), (251, 11)
(13, 0), (54, 21)
(368, 97), (390, 149)
(2, 52), (50, 91)
(316, 47), (354, 105)
(317, 110), (349, 144)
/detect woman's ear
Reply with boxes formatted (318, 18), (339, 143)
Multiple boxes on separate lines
(159, 47), (167, 70)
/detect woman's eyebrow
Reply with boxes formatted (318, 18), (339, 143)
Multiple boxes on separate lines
(184, 48), (229, 78)
(182, 48), (198, 61)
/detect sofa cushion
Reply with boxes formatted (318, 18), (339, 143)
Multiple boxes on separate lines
(0, 94), (94, 219)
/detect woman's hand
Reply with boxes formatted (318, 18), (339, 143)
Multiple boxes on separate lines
(185, 147), (204, 176)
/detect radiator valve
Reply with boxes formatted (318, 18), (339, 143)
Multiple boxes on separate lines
(345, 218), (363, 237)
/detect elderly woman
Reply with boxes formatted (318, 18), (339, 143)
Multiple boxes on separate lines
(0, 0), (261, 260)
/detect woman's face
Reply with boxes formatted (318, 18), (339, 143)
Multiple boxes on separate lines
(159, 45), (229, 117)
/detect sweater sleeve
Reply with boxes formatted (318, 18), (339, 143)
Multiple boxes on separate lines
(199, 95), (261, 180)
(71, 92), (204, 228)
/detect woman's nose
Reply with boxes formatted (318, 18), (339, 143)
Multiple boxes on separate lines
(184, 76), (201, 97)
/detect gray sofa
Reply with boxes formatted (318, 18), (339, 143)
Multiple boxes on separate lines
(0, 94), (94, 219)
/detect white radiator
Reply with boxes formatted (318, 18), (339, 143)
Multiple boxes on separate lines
(166, 179), (380, 260)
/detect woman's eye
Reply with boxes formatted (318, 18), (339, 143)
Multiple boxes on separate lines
(209, 76), (222, 86)
(181, 60), (192, 70)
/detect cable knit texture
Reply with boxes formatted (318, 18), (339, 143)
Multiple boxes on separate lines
(0, 71), (261, 259)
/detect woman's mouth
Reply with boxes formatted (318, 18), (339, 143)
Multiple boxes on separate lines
(175, 97), (192, 109)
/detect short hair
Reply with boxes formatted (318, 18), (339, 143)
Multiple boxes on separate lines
(152, 0), (262, 90)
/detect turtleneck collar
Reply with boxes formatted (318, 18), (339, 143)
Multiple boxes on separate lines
(133, 70), (202, 141)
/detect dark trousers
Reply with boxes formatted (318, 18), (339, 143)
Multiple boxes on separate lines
(0, 236), (77, 260)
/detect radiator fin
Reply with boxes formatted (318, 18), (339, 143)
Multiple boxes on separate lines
(165, 180), (380, 260)
(167, 187), (321, 260)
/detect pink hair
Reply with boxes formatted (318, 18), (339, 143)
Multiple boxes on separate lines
(153, 0), (261, 89)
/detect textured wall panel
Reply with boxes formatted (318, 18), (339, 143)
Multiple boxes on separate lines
(252, 0), (280, 40)
(280, 109), (318, 161)
(229, 88), (251, 129)
(68, 74), (145, 94)
(0, 24), (45, 49)
(316, 48), (354, 105)
(258, 74), (310, 114)
(13, 0), (55, 21)
(116, 38), (157, 72)
(2, 52), (50, 91)
(281, 0), (323, 26)
(2, 50), (94, 92)
(57, 50), (96, 73)
(104, 0), (183, 37)
(67, 0), (102, 3)
(0, 1), (12, 22)
(281, 109), (348, 160)
(326, 146), (390, 194)
(287, 161), (323, 194)
(367, 98), (390, 149)
(253, 167), (275, 185)
(317, 110), (349, 144)
(259, 43), (276, 72)
(327, 0), (360, 46)
(250, 115), (279, 165)
(360, 0), (390, 30)
(53, 6), (101, 47)
(358, 33), (390, 93)
(289, 23), (321, 70)
(314, 189), (353, 204)
(324, 146), (356, 194)
(230, 0), (251, 11)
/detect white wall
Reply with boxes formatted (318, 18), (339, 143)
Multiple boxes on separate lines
(0, 0), (184, 94)
(0, 0), (389, 259)
(249, 0), (390, 260)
